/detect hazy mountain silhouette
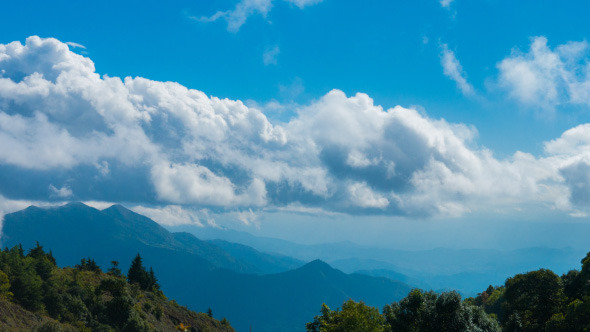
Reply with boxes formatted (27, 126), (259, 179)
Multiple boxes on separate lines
(1, 203), (412, 332)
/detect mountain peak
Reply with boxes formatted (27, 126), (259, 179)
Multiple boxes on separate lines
(299, 259), (334, 273)
(63, 201), (91, 209)
(102, 203), (130, 213)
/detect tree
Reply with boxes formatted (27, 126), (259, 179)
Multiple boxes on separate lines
(383, 289), (499, 332)
(127, 254), (148, 288)
(127, 254), (158, 291)
(0, 270), (13, 300)
(108, 261), (122, 277)
(503, 269), (564, 331)
(307, 300), (385, 332)
(76, 257), (101, 272)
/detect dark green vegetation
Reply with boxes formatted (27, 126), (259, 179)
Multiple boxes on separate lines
(0, 243), (234, 331)
(306, 251), (590, 332)
(1, 203), (412, 332)
(307, 291), (499, 332)
(466, 252), (590, 332)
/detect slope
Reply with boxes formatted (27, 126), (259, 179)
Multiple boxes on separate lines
(1, 203), (412, 332)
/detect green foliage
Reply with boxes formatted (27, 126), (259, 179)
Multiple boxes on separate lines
(107, 261), (122, 277)
(383, 289), (499, 332)
(0, 243), (234, 332)
(503, 269), (564, 331)
(468, 251), (590, 332)
(76, 258), (101, 273)
(306, 300), (386, 332)
(0, 270), (13, 300)
(127, 254), (159, 291)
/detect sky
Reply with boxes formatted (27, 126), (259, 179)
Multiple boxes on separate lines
(1, 0), (590, 249)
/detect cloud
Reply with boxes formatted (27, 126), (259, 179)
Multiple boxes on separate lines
(440, 0), (454, 8)
(2, 36), (590, 219)
(131, 204), (204, 226)
(263, 45), (280, 65)
(497, 36), (590, 109)
(49, 184), (73, 198)
(195, 0), (323, 32)
(235, 208), (259, 227)
(440, 44), (475, 96)
(65, 42), (86, 49)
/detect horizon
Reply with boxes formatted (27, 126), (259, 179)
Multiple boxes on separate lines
(1, 0), (590, 254)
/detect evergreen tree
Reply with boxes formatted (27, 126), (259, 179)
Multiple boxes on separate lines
(127, 254), (147, 288)
(76, 257), (101, 272)
(108, 260), (122, 277)
(148, 267), (160, 290)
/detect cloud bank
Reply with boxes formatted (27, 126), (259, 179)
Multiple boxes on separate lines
(0, 36), (589, 219)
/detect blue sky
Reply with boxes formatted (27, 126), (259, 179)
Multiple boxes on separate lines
(1, 0), (590, 248)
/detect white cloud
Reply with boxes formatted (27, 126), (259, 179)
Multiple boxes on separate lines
(498, 36), (590, 109)
(263, 45), (280, 65)
(441, 44), (475, 96)
(150, 162), (267, 207)
(65, 42), (86, 49)
(440, 0), (454, 8)
(2, 36), (590, 219)
(131, 205), (204, 226)
(195, 0), (323, 32)
(348, 182), (389, 209)
(49, 184), (73, 198)
(235, 208), (259, 227)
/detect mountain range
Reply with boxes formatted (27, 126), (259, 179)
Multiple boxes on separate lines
(172, 221), (585, 296)
(1, 202), (411, 332)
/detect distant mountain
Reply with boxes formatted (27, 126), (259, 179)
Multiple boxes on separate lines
(207, 239), (304, 274)
(1, 203), (412, 332)
(1, 202), (293, 275)
(176, 223), (586, 296)
(186, 259), (412, 331)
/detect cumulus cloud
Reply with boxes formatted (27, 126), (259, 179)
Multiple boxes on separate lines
(195, 0), (323, 32)
(1, 36), (590, 219)
(498, 36), (590, 109)
(441, 44), (475, 96)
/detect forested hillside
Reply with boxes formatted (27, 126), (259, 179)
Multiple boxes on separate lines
(306, 251), (590, 332)
(0, 243), (234, 332)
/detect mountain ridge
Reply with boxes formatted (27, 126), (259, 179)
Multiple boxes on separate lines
(0, 202), (412, 332)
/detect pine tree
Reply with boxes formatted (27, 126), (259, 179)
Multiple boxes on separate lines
(148, 267), (160, 290)
(127, 254), (148, 288)
(127, 254), (160, 291)
(108, 261), (122, 277)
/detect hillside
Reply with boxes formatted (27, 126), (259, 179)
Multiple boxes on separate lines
(1, 203), (412, 332)
(0, 244), (234, 332)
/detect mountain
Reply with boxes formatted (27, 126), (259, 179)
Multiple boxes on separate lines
(182, 259), (411, 331)
(207, 239), (304, 274)
(175, 224), (586, 296)
(1, 203), (412, 332)
(1, 202), (295, 275)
